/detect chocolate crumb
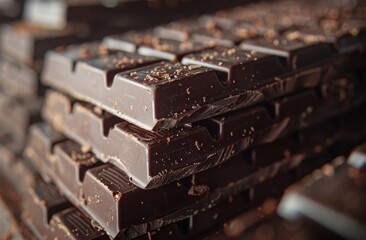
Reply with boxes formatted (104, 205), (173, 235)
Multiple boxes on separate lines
(188, 184), (209, 196)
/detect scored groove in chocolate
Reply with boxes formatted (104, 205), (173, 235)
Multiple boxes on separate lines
(41, 1), (366, 131)
(26, 103), (366, 237)
(41, 76), (366, 188)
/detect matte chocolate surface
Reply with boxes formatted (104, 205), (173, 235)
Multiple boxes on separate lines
(41, 0), (366, 131)
(42, 76), (366, 188)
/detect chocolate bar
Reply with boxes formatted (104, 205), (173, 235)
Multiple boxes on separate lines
(0, 56), (40, 99)
(0, 140), (106, 240)
(23, 173), (292, 240)
(25, 121), (344, 239)
(25, 106), (366, 237)
(130, 143), (362, 240)
(0, 91), (40, 152)
(41, 76), (366, 188)
(0, 22), (106, 70)
(19, 121), (323, 240)
(42, 39), (331, 131)
(23, 0), (247, 30)
(40, 1), (366, 131)
(23, 180), (110, 240)
(0, 195), (26, 240)
(278, 154), (366, 240)
(23, 123), (304, 237)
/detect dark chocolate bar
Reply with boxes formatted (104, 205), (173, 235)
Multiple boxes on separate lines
(23, 180), (110, 240)
(0, 195), (26, 240)
(278, 156), (366, 240)
(41, 76), (366, 188)
(42, 41), (330, 131)
(23, 122), (307, 237)
(20, 122), (322, 240)
(23, 0), (247, 30)
(133, 144), (361, 240)
(0, 55), (40, 99)
(25, 106), (366, 237)
(0, 139), (107, 240)
(23, 173), (290, 240)
(0, 91), (40, 152)
(41, 0), (366, 131)
(0, 22), (96, 69)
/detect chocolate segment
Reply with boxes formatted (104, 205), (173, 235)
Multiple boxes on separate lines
(0, 22), (91, 69)
(41, 0), (366, 131)
(0, 56), (39, 99)
(24, 121), (310, 237)
(23, 180), (109, 240)
(0, 91), (41, 152)
(41, 77), (366, 188)
(240, 38), (334, 70)
(23, 0), (248, 30)
(26, 105), (366, 237)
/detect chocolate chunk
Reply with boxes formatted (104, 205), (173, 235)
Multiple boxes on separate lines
(240, 37), (334, 70)
(25, 115), (363, 238)
(23, 180), (109, 240)
(28, 118), (331, 237)
(0, 22), (91, 69)
(23, 0), (249, 30)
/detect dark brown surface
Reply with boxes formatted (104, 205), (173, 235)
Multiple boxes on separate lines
(0, 91), (41, 152)
(42, 76), (366, 188)
(41, 0), (366, 131)
(23, 0), (249, 30)
(23, 180), (110, 240)
(0, 55), (39, 99)
(26, 104), (366, 237)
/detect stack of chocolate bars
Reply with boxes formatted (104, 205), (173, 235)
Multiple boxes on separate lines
(0, 0), (366, 239)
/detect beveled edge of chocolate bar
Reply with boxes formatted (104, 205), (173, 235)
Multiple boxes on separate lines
(26, 120), (322, 237)
(41, 31), (339, 131)
(41, 75), (366, 189)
